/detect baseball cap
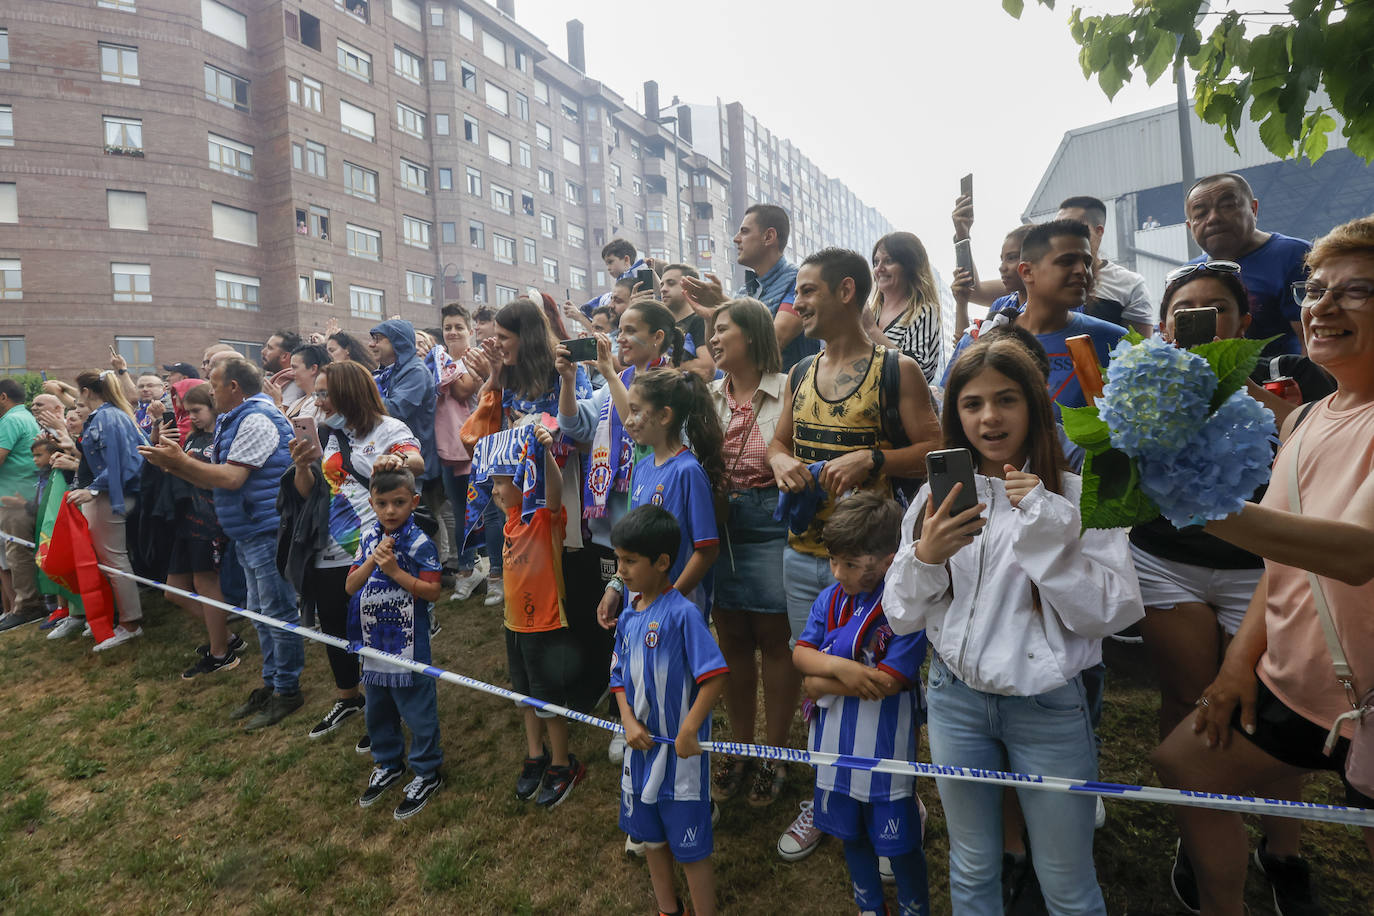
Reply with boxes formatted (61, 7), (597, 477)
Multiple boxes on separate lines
(163, 362), (200, 379)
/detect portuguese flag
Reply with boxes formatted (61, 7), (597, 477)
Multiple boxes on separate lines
(34, 476), (81, 614)
(37, 485), (116, 642)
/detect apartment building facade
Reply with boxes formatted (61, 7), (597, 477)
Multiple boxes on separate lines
(0, 0), (889, 378)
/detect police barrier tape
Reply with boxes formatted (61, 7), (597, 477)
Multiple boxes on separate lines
(4, 530), (1372, 829)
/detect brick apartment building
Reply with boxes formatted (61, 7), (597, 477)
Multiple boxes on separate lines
(0, 0), (890, 379)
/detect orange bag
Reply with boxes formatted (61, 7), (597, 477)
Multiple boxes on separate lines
(460, 387), (503, 451)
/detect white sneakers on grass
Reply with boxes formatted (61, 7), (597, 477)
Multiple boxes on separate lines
(92, 625), (143, 652)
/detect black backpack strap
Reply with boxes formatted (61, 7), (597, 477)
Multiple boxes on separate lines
(879, 348), (910, 449)
(332, 428), (372, 490)
(787, 354), (817, 397)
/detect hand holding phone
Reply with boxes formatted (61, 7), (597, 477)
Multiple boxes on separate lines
(636, 268), (657, 296)
(560, 337), (598, 363)
(955, 239), (975, 275)
(918, 448), (987, 563)
(927, 448), (980, 526)
(291, 415), (323, 458)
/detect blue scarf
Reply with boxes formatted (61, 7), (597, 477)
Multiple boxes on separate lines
(372, 361), (396, 398)
(802, 582), (891, 724)
(463, 424), (548, 548)
(582, 359), (664, 519)
(346, 517), (430, 688)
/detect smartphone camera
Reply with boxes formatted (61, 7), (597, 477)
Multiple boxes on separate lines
(929, 454), (946, 473)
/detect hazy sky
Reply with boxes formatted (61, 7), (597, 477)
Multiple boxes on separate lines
(509, 0), (1184, 280)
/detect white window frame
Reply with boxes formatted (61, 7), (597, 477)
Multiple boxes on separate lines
(214, 269), (259, 311)
(406, 270), (434, 304)
(399, 158), (428, 194)
(103, 116), (143, 154)
(484, 82), (509, 116)
(349, 284), (383, 319)
(493, 233), (515, 265)
(395, 102), (426, 138)
(402, 215), (431, 249)
(100, 42), (140, 85)
(344, 161), (378, 201)
(393, 45), (423, 83)
(490, 184), (513, 214)
(111, 263), (151, 302)
(346, 223), (382, 261)
(203, 64), (249, 112)
(337, 40), (372, 82)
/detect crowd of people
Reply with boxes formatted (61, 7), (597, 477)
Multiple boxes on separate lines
(0, 179), (1370, 916)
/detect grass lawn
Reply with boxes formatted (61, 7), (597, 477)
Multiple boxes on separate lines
(0, 589), (1369, 915)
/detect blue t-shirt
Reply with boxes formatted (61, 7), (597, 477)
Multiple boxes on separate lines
(1189, 232), (1310, 356)
(798, 583), (926, 802)
(610, 588), (729, 803)
(629, 448), (719, 612)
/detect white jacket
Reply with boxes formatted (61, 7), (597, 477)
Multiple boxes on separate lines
(885, 473), (1144, 697)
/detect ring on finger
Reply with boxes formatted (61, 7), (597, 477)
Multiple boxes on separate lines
(1195, 696), (1210, 708)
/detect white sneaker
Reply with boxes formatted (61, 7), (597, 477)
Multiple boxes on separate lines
(472, 555), (491, 581)
(879, 855), (894, 884)
(81, 623), (92, 638)
(608, 732), (626, 764)
(92, 625), (143, 652)
(624, 834), (646, 857)
(1095, 796), (1106, 829)
(482, 577), (505, 607)
(777, 800), (822, 861)
(47, 616), (84, 640)
(449, 570), (484, 602)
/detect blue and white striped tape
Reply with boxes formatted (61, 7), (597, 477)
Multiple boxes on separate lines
(4, 530), (1372, 829)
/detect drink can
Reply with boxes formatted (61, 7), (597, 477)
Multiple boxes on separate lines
(1264, 377), (1303, 405)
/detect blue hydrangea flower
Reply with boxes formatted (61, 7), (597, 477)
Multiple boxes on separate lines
(1137, 390), (1276, 528)
(1098, 337), (1218, 461)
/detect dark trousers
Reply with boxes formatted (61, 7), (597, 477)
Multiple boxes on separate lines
(305, 564), (359, 692)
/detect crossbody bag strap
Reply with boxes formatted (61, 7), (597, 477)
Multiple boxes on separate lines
(332, 428), (372, 490)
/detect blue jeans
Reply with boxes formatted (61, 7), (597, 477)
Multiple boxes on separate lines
(367, 679), (443, 778)
(483, 499), (503, 575)
(440, 466), (478, 572)
(234, 532), (304, 693)
(783, 545), (833, 642)
(925, 654), (1104, 916)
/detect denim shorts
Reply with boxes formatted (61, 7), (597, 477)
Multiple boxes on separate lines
(713, 487), (787, 614)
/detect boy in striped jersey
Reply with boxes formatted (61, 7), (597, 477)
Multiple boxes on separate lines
(794, 492), (930, 916)
(610, 505), (728, 916)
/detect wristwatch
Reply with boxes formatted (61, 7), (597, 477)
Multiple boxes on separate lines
(88, 488), (99, 497)
(606, 575), (626, 595)
(869, 447), (886, 477)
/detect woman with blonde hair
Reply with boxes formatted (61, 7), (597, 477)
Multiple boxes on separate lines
(866, 231), (944, 383)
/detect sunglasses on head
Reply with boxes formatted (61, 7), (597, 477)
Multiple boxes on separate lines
(1165, 260), (1241, 287)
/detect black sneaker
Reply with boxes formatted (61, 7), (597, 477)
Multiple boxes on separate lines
(359, 766), (406, 807)
(181, 649), (241, 680)
(1171, 840), (1201, 915)
(429, 612), (442, 637)
(197, 633), (247, 657)
(230, 685), (274, 721)
(535, 755), (586, 808)
(355, 733), (372, 754)
(516, 749), (549, 800)
(1254, 836), (1325, 916)
(243, 691), (305, 732)
(0, 608), (47, 631)
(307, 697), (365, 739)
(393, 773), (444, 820)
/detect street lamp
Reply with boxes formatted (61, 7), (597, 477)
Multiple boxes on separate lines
(655, 109), (685, 264)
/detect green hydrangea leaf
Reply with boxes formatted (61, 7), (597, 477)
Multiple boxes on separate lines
(1060, 404), (1111, 454)
(1189, 336), (1279, 411)
(1123, 327), (1146, 346)
(1079, 447), (1160, 531)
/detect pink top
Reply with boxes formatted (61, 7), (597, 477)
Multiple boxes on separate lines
(722, 383), (772, 490)
(1258, 395), (1374, 738)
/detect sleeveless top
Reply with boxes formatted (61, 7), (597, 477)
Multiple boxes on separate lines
(789, 346), (894, 557)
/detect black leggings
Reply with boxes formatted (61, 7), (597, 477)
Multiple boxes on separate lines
(305, 564), (359, 692)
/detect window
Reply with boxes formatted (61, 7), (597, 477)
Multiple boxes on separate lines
(289, 75), (322, 112)
(493, 234), (515, 265)
(458, 9), (473, 39)
(0, 260), (18, 299)
(0, 336), (23, 372)
(406, 271), (434, 304)
(99, 0), (136, 9)
(520, 191), (534, 215)
(391, 0), (421, 30)
(561, 138), (581, 166)
(460, 60), (476, 91)
(0, 183), (14, 223)
(205, 134), (254, 180)
(569, 266), (587, 290)
(515, 92), (529, 121)
(103, 116), (143, 155)
(294, 204), (329, 238)
(111, 263), (150, 302)
(295, 11), (321, 50)
(463, 114), (479, 144)
(484, 82), (508, 116)
(487, 132), (511, 164)
(402, 215), (431, 248)
(560, 96), (578, 123)
(468, 219), (484, 249)
(107, 190), (147, 230)
(211, 202), (258, 246)
(534, 79), (548, 104)
(564, 180), (584, 205)
(429, 5), (443, 27)
(538, 168), (553, 194)
(201, 0), (247, 48)
(647, 210), (666, 232)
(431, 58), (447, 81)
(589, 145), (600, 164)
(630, 138), (641, 159)
(535, 122), (551, 150)
(115, 337), (155, 376)
(344, 162), (378, 201)
(346, 223), (381, 260)
(568, 223), (584, 248)
(540, 213), (556, 239)
(350, 285), (383, 319)
(339, 100), (375, 140)
(518, 141), (532, 169)
(399, 158), (428, 193)
(522, 238), (536, 263)
(542, 257), (558, 283)
(482, 31), (505, 65)
(611, 164), (622, 188)
(396, 102), (425, 138)
(434, 113), (449, 135)
(514, 49), (528, 72)
(0, 106), (11, 146)
(494, 284), (518, 306)
(491, 184), (512, 214)
(300, 271), (333, 303)
(215, 270), (259, 311)
(633, 176), (642, 196)
(440, 222), (456, 244)
(438, 167), (452, 191)
(472, 272), (487, 303)
(0, 29), (7, 70)
(337, 41), (372, 82)
(204, 64), (249, 112)
(100, 43), (139, 85)
(219, 338), (263, 364)
(634, 212), (644, 231)
(336, 0), (369, 23)
(465, 167), (481, 196)
(615, 203), (624, 225)
(393, 45), (422, 83)
(591, 188), (601, 205)
(291, 140), (326, 178)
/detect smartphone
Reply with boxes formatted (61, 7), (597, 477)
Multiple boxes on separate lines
(291, 415), (322, 456)
(960, 173), (974, 201)
(561, 337), (598, 362)
(955, 239), (974, 274)
(1173, 307), (1217, 349)
(927, 448), (980, 534)
(636, 267), (656, 294)
(744, 268), (758, 289)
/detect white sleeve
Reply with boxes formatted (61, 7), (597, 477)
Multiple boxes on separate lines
(883, 485), (951, 636)
(1123, 274), (1155, 328)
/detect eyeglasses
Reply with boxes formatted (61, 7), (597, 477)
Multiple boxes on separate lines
(1164, 260), (1241, 286)
(312, 391), (330, 401)
(1291, 280), (1374, 311)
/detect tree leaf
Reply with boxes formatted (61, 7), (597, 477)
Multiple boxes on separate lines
(1189, 336), (1276, 411)
(1002, 0), (1025, 18)
(1060, 404), (1111, 454)
(1142, 29), (1177, 85)
(1258, 110), (1296, 158)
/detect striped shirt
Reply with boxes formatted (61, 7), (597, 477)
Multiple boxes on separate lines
(880, 305), (943, 384)
(610, 588), (729, 803)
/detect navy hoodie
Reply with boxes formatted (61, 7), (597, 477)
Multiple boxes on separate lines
(370, 318), (438, 481)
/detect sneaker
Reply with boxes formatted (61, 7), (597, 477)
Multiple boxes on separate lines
(355, 733), (372, 754)
(608, 732), (626, 765)
(181, 649), (241, 680)
(1108, 623), (1145, 644)
(243, 691), (304, 731)
(81, 623), (92, 638)
(38, 610), (67, 631)
(624, 834), (646, 857)
(516, 749), (550, 801)
(535, 755), (586, 808)
(1254, 836), (1325, 916)
(450, 568), (485, 602)
(1171, 840), (1201, 915)
(429, 612), (442, 638)
(46, 616), (85, 640)
(1094, 796), (1106, 829)
(483, 576), (504, 607)
(394, 773), (444, 820)
(0, 608), (47, 631)
(92, 625), (144, 652)
(711, 800), (720, 827)
(307, 697), (365, 739)
(197, 632), (247, 658)
(879, 855), (894, 885)
(230, 685), (274, 721)
(359, 766), (406, 807)
(776, 801), (822, 861)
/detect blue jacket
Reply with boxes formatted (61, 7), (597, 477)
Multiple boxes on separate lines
(371, 318), (438, 481)
(212, 394), (293, 540)
(81, 403), (145, 516)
